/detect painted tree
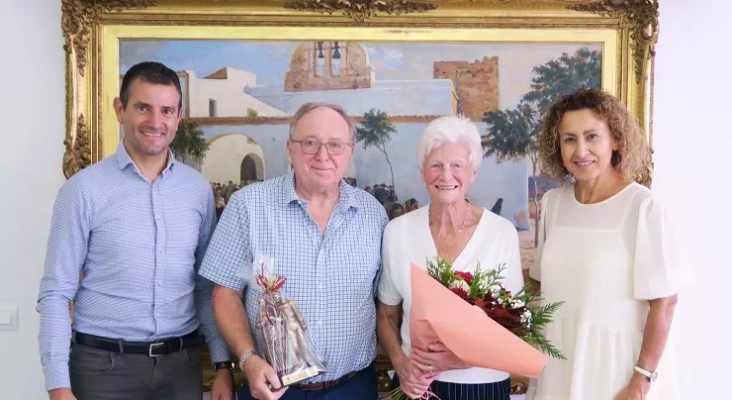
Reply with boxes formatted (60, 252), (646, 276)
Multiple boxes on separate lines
(171, 119), (210, 164)
(482, 47), (600, 245)
(522, 47), (602, 115)
(357, 108), (397, 192)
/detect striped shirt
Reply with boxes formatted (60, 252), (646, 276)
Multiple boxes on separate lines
(198, 171), (388, 383)
(36, 142), (229, 391)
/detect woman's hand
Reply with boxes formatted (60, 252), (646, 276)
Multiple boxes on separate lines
(613, 374), (650, 400)
(613, 385), (646, 400)
(376, 301), (437, 398)
(394, 353), (439, 399)
(410, 342), (470, 374)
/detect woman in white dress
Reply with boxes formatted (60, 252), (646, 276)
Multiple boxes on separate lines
(526, 88), (693, 400)
(376, 115), (525, 400)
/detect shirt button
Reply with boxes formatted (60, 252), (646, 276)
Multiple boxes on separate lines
(156, 215), (160, 219)
(156, 281), (162, 286)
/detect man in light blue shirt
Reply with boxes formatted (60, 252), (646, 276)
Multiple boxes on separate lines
(37, 61), (234, 400)
(199, 102), (389, 400)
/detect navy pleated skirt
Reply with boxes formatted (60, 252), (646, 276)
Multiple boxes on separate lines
(391, 373), (511, 400)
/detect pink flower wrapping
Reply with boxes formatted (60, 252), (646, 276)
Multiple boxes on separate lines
(409, 262), (547, 377)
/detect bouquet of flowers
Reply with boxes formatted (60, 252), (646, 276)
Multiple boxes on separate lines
(380, 257), (563, 400)
(252, 256), (328, 387)
(426, 257), (564, 360)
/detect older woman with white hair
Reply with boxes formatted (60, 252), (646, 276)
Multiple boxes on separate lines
(376, 115), (524, 400)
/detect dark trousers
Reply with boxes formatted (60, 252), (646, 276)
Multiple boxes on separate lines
(237, 366), (378, 400)
(69, 341), (203, 400)
(392, 373), (511, 400)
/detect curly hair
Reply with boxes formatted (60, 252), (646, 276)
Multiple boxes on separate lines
(537, 88), (651, 183)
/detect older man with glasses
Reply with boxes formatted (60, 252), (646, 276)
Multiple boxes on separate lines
(199, 102), (389, 400)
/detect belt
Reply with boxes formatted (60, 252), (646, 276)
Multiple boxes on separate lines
(72, 330), (205, 357)
(293, 371), (357, 391)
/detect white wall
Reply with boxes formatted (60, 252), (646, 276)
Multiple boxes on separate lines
(651, 1), (732, 398)
(188, 72), (288, 117)
(0, 0), (65, 399)
(202, 134), (266, 183)
(0, 0), (729, 399)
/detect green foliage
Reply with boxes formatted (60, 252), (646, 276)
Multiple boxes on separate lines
(467, 263), (491, 300)
(356, 108), (396, 149)
(356, 108), (397, 189)
(481, 104), (538, 163)
(425, 256), (458, 288)
(523, 47), (602, 116)
(481, 47), (601, 163)
(522, 300), (565, 360)
(170, 119), (210, 164)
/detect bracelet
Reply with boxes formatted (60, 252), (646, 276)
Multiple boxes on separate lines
(238, 349), (257, 370)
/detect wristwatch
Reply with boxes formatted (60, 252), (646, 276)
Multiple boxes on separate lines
(633, 365), (658, 382)
(238, 349), (257, 371)
(214, 361), (235, 373)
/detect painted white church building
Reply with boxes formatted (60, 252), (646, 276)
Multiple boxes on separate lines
(177, 41), (530, 230)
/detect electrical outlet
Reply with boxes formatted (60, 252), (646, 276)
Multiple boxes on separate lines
(0, 303), (18, 331)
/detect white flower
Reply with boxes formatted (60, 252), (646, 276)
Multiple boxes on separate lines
(450, 279), (470, 291)
(520, 309), (532, 325)
(510, 299), (525, 309)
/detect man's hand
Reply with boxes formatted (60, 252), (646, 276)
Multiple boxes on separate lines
(49, 388), (77, 400)
(241, 355), (288, 400)
(210, 369), (235, 400)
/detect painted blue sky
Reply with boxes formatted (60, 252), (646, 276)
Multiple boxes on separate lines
(120, 40), (601, 109)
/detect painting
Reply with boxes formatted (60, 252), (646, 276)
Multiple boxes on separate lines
(119, 38), (601, 269)
(60, 0), (659, 394)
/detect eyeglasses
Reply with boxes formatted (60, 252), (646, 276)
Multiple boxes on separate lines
(291, 139), (353, 155)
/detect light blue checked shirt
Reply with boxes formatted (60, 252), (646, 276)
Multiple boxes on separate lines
(198, 171), (388, 383)
(36, 142), (229, 391)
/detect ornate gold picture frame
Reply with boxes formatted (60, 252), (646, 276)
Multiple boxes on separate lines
(61, 0), (659, 394)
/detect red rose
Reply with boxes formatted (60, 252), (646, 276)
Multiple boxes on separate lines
(454, 271), (474, 285)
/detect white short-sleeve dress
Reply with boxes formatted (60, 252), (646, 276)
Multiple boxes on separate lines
(526, 182), (693, 400)
(377, 204), (525, 398)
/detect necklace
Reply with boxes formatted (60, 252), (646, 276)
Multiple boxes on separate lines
(432, 199), (470, 237)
